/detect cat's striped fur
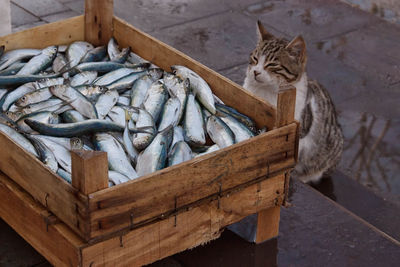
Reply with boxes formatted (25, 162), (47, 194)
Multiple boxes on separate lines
(243, 21), (343, 183)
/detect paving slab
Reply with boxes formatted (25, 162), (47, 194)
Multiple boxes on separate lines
(315, 20), (400, 86)
(12, 0), (69, 17)
(151, 11), (277, 71)
(63, 0), (84, 14)
(10, 2), (39, 27)
(114, 0), (261, 33)
(242, 0), (380, 42)
(313, 171), (400, 241)
(41, 10), (79, 23)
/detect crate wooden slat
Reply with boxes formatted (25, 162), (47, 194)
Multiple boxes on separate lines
(0, 169), (286, 266)
(0, 0), (298, 264)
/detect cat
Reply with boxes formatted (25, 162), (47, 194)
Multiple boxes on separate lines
(243, 21), (344, 183)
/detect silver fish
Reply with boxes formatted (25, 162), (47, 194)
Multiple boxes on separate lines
(1, 82), (36, 111)
(215, 103), (256, 133)
(15, 87), (53, 107)
(183, 93), (205, 146)
(95, 89), (119, 119)
(94, 68), (138, 86)
(168, 141), (192, 167)
(0, 123), (38, 157)
(66, 41), (94, 68)
(37, 138), (72, 172)
(94, 133), (138, 179)
(106, 71), (146, 93)
(50, 85), (98, 119)
(117, 96), (130, 106)
(194, 144), (220, 158)
(21, 98), (65, 115)
(206, 115), (235, 148)
(171, 65), (216, 114)
(123, 121), (139, 165)
(107, 37), (121, 61)
(61, 110), (87, 123)
(171, 125), (184, 149)
(0, 48), (41, 71)
(111, 47), (130, 64)
(17, 46), (58, 75)
(143, 81), (168, 123)
(136, 126), (173, 176)
(163, 73), (188, 123)
(158, 96), (181, 131)
(80, 46), (107, 63)
(25, 119), (125, 137)
(220, 114), (254, 143)
(127, 51), (149, 65)
(132, 109), (155, 150)
(130, 75), (155, 108)
(0, 62), (25, 76)
(17, 111), (59, 133)
(108, 170), (130, 185)
(70, 71), (98, 87)
(27, 135), (58, 173)
(57, 168), (71, 183)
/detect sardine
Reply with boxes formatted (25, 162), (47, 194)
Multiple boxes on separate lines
(108, 170), (130, 185)
(17, 46), (58, 75)
(25, 119), (125, 137)
(219, 114), (254, 143)
(136, 126), (173, 176)
(168, 141), (192, 166)
(50, 85), (98, 119)
(158, 96), (181, 131)
(0, 48), (41, 71)
(17, 111), (59, 133)
(94, 133), (138, 179)
(183, 93), (205, 146)
(215, 103), (256, 133)
(132, 109), (155, 150)
(143, 81), (168, 123)
(0, 123), (38, 157)
(80, 46), (107, 63)
(206, 115), (235, 148)
(171, 65), (215, 114)
(95, 89), (119, 119)
(27, 135), (58, 172)
(66, 41), (94, 68)
(70, 71), (98, 87)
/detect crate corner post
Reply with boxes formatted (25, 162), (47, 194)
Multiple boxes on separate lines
(84, 0), (114, 46)
(71, 150), (109, 195)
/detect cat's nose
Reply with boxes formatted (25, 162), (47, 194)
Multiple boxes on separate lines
(254, 70), (261, 77)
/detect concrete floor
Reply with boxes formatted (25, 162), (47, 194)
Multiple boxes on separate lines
(1, 0), (400, 266)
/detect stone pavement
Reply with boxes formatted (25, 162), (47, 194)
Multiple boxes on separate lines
(2, 0), (400, 266)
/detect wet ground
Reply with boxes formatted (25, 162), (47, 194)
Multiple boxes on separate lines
(1, 0), (400, 266)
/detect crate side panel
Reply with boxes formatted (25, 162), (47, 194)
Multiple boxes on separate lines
(82, 175), (284, 266)
(0, 132), (89, 239)
(112, 16), (276, 130)
(0, 173), (83, 267)
(0, 16), (84, 50)
(88, 124), (296, 238)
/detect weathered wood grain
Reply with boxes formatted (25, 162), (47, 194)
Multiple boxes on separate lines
(81, 175), (284, 266)
(84, 0), (113, 46)
(86, 123), (296, 240)
(72, 150), (109, 195)
(0, 16), (83, 51)
(0, 173), (83, 266)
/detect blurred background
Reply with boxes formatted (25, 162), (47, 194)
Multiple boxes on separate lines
(1, 0), (399, 266)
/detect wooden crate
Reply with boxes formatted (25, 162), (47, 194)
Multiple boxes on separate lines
(0, 0), (298, 265)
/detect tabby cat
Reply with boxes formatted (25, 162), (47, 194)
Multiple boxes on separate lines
(243, 21), (344, 183)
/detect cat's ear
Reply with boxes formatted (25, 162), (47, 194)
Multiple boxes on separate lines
(286, 35), (307, 63)
(257, 20), (273, 42)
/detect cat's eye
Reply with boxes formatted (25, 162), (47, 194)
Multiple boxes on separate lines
(264, 62), (278, 69)
(250, 55), (258, 65)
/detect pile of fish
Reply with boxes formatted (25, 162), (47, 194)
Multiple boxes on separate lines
(0, 38), (260, 186)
